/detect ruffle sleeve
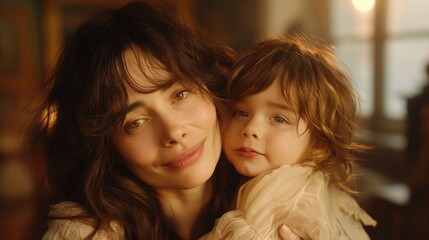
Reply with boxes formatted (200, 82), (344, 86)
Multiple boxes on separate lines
(42, 201), (124, 240)
(331, 187), (377, 239)
(334, 188), (377, 227)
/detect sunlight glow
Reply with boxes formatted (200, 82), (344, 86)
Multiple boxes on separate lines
(352, 0), (375, 12)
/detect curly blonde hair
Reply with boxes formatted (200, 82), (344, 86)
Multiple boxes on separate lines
(227, 34), (366, 192)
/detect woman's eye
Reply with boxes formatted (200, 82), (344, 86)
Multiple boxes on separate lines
(271, 116), (288, 124)
(173, 90), (190, 103)
(232, 109), (249, 118)
(124, 118), (146, 131)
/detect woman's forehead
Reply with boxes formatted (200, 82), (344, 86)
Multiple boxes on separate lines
(123, 48), (173, 88)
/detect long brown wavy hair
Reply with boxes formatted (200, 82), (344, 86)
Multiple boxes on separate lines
(227, 35), (366, 192)
(24, 1), (239, 239)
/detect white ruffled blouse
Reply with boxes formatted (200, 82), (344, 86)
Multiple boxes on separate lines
(201, 164), (377, 240)
(42, 202), (124, 240)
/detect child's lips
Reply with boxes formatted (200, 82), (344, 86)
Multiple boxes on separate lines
(235, 147), (262, 158)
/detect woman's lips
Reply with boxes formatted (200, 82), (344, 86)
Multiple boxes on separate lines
(164, 141), (204, 169)
(235, 147), (262, 158)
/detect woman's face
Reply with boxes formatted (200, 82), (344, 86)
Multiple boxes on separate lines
(111, 50), (221, 190)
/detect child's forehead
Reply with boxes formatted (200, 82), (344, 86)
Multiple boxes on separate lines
(235, 79), (297, 107)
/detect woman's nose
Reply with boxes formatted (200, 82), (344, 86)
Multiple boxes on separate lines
(163, 127), (187, 147)
(159, 116), (188, 147)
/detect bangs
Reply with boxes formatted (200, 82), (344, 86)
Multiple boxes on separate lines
(228, 48), (300, 108)
(118, 46), (209, 95)
(228, 57), (279, 102)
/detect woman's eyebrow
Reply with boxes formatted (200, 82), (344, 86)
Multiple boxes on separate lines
(124, 76), (185, 114)
(156, 78), (176, 91)
(126, 101), (145, 113)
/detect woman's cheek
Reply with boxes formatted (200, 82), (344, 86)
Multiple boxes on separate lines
(113, 130), (157, 166)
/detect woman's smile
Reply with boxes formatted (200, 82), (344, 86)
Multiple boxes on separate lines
(164, 140), (205, 169)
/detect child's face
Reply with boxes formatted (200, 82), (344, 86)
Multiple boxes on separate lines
(224, 80), (311, 177)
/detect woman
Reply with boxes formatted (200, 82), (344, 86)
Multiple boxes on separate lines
(25, 1), (300, 239)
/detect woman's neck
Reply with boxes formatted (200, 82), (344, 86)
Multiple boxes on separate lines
(157, 181), (213, 240)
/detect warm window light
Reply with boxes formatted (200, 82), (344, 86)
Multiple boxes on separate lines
(352, 0), (375, 12)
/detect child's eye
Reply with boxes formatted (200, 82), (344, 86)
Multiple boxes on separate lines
(271, 115), (288, 124)
(232, 109), (249, 118)
(124, 118), (147, 132)
(172, 89), (190, 103)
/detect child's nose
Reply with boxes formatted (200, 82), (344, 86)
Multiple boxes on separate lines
(240, 121), (261, 139)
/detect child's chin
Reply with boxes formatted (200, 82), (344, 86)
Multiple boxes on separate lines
(235, 165), (260, 177)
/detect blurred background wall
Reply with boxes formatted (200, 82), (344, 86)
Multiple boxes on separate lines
(1, 0), (429, 239)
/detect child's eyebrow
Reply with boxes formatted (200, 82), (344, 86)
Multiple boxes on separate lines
(267, 100), (294, 112)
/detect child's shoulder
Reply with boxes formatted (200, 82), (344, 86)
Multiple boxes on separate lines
(237, 164), (327, 207)
(254, 163), (317, 184)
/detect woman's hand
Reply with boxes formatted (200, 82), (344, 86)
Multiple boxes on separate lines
(279, 225), (302, 240)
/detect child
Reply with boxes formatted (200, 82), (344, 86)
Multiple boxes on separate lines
(202, 36), (377, 239)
